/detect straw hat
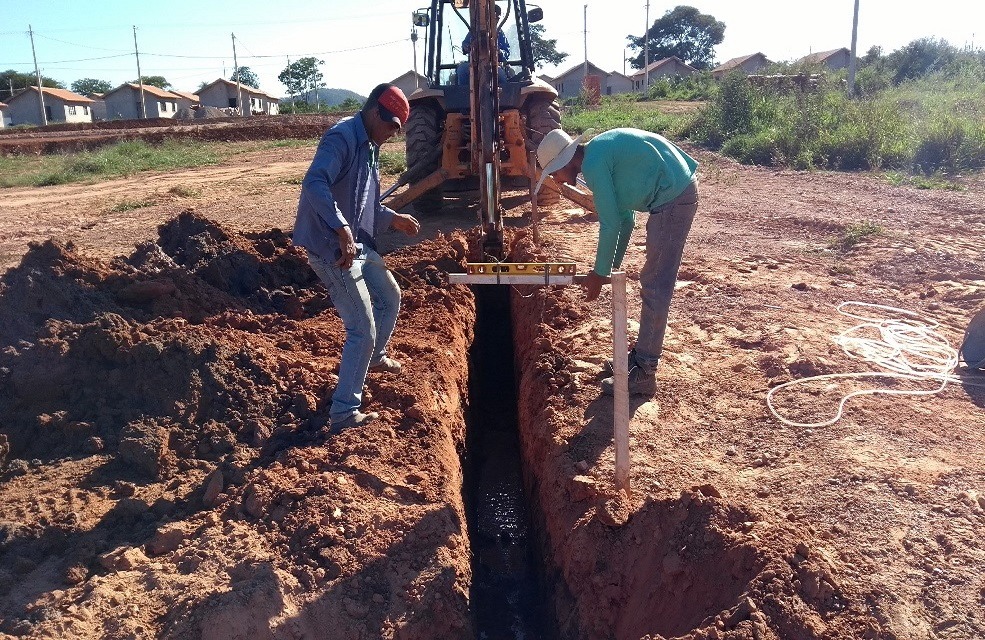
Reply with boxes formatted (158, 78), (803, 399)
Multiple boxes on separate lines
(534, 128), (593, 195)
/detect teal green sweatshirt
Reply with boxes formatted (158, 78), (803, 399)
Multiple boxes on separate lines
(580, 128), (698, 276)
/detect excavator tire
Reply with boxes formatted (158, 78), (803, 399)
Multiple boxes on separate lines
(523, 96), (563, 205)
(405, 104), (445, 214)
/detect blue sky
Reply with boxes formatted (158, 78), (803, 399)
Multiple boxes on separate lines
(1, 0), (982, 98)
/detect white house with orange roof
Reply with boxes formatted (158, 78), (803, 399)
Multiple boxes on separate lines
(197, 78), (279, 115)
(4, 86), (94, 126)
(628, 57), (699, 91)
(171, 90), (200, 112)
(103, 83), (181, 120)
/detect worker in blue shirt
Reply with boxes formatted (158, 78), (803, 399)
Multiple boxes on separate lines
(462, 4), (511, 62)
(293, 83), (420, 432)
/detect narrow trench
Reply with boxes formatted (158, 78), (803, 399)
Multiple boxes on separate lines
(464, 286), (556, 640)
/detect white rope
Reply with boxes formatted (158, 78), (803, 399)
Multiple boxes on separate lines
(766, 301), (972, 428)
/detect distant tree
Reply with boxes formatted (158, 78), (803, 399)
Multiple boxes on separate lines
(132, 75), (172, 89)
(70, 78), (113, 96)
(530, 24), (569, 69)
(278, 57), (324, 99)
(0, 69), (64, 100)
(230, 66), (260, 88)
(626, 5), (725, 71)
(861, 45), (883, 66)
(885, 38), (959, 84)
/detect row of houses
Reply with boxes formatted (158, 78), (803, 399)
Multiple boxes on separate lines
(534, 48), (852, 100)
(0, 78), (280, 128)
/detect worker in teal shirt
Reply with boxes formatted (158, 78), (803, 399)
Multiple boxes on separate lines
(535, 127), (699, 396)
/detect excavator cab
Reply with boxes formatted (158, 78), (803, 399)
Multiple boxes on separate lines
(390, 0), (561, 228)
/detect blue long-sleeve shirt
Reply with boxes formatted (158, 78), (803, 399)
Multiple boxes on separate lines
(292, 114), (396, 261)
(462, 29), (511, 62)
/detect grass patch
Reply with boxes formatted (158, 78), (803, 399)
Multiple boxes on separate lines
(1, 139), (221, 188)
(254, 138), (320, 150)
(830, 221), (884, 252)
(563, 95), (683, 134)
(885, 171), (964, 190)
(110, 198), (156, 212)
(379, 151), (406, 175)
(281, 174), (305, 185)
(167, 184), (202, 197)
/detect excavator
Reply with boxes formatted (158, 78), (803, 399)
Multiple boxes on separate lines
(383, 0), (595, 262)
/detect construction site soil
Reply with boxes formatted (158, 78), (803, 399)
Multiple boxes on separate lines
(0, 115), (346, 156)
(1, 119), (984, 640)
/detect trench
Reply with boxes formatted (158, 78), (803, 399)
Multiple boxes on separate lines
(464, 285), (555, 640)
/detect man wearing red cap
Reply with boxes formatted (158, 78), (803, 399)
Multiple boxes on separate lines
(293, 83), (420, 433)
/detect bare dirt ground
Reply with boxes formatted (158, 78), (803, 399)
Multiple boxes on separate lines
(0, 125), (983, 640)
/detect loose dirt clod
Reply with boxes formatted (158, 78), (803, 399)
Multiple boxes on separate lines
(0, 212), (481, 639)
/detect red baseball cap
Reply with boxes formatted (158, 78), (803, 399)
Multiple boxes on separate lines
(377, 85), (410, 129)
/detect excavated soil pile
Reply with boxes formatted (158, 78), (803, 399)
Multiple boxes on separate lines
(0, 212), (479, 639)
(0, 115), (344, 156)
(506, 237), (891, 640)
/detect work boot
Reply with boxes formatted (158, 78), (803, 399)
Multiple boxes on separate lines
(603, 349), (638, 375)
(330, 411), (379, 434)
(369, 356), (402, 374)
(601, 365), (657, 397)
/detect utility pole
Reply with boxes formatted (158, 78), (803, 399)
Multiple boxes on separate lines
(412, 25), (420, 89)
(847, 0), (860, 97)
(133, 26), (147, 119)
(28, 25), (48, 126)
(644, 0), (650, 93)
(583, 4), (588, 79)
(232, 33), (243, 116)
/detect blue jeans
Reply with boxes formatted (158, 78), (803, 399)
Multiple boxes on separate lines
(308, 247), (401, 422)
(635, 180), (698, 372)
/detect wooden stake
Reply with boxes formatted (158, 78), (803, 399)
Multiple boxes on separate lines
(528, 150), (540, 245)
(611, 271), (630, 497)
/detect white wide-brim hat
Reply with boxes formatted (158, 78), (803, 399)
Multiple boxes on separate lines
(534, 128), (594, 195)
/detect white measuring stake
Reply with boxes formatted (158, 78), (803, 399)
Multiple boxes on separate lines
(611, 271), (630, 496)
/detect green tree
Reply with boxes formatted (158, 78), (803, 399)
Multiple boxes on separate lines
(230, 66), (260, 88)
(626, 5), (725, 71)
(530, 23), (569, 69)
(0, 69), (64, 100)
(885, 38), (959, 84)
(132, 75), (172, 89)
(278, 57), (324, 99)
(70, 78), (113, 96)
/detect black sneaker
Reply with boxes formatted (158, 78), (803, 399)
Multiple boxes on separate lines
(330, 411), (379, 433)
(601, 366), (657, 397)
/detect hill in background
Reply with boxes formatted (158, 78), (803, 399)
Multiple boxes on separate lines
(285, 87), (366, 106)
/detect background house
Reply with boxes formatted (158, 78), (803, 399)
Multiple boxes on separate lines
(629, 57), (698, 91)
(390, 70), (429, 97)
(4, 87), (93, 126)
(796, 48), (851, 71)
(712, 53), (773, 79)
(546, 61), (637, 99)
(198, 78), (279, 115)
(103, 83), (180, 120)
(87, 93), (107, 121)
(171, 91), (200, 112)
(0, 102), (8, 128)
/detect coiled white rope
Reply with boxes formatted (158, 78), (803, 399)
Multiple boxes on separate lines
(767, 301), (970, 428)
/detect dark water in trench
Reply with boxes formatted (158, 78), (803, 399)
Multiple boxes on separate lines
(465, 286), (554, 640)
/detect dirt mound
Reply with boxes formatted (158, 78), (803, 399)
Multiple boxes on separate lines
(0, 214), (481, 639)
(507, 235), (890, 639)
(0, 116), (342, 156)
